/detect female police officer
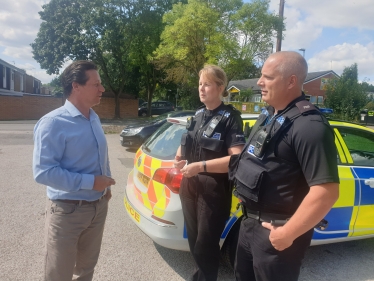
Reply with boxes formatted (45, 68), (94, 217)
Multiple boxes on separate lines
(174, 65), (245, 281)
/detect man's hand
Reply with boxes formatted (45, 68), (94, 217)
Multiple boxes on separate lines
(105, 189), (112, 201)
(180, 162), (201, 178)
(93, 175), (116, 192)
(262, 222), (294, 251)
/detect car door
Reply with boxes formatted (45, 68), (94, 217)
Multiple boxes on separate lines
(151, 102), (159, 115)
(334, 125), (374, 238)
(312, 126), (358, 242)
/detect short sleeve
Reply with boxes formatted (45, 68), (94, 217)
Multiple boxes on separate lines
(225, 113), (246, 148)
(292, 115), (340, 186)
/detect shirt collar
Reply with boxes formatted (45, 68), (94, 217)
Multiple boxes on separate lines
(64, 99), (97, 121)
(272, 92), (306, 115)
(205, 102), (225, 116)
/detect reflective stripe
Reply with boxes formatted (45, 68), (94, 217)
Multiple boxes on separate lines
(334, 128), (353, 163)
(334, 128), (347, 163)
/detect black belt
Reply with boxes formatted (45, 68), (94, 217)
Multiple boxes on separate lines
(245, 208), (291, 226)
(53, 196), (104, 206)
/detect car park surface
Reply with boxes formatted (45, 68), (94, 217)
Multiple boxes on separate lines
(124, 114), (374, 267)
(1, 121), (374, 281)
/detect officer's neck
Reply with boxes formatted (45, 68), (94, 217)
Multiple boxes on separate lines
(205, 100), (222, 111)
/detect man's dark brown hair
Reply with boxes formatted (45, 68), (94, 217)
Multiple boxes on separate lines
(61, 60), (98, 98)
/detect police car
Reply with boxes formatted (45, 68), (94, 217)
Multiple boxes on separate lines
(124, 113), (374, 267)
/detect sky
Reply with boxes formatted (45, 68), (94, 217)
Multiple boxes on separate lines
(0, 0), (374, 85)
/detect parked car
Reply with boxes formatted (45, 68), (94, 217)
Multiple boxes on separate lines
(138, 101), (175, 117)
(120, 110), (195, 148)
(124, 114), (374, 268)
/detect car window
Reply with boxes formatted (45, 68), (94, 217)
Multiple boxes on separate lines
(151, 102), (158, 108)
(336, 127), (374, 166)
(142, 122), (186, 160)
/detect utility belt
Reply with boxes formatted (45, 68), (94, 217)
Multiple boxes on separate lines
(238, 202), (328, 230)
(238, 203), (291, 226)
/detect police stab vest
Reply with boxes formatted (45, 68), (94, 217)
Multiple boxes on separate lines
(181, 104), (240, 163)
(229, 100), (321, 211)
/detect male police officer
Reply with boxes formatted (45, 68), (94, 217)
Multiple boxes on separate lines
(232, 51), (339, 281)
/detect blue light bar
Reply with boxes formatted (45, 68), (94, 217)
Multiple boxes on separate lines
(319, 108), (333, 114)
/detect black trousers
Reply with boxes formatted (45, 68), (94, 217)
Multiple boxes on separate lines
(180, 174), (231, 281)
(235, 217), (314, 281)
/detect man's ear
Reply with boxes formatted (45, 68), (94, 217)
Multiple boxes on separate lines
(72, 82), (80, 92)
(287, 75), (297, 89)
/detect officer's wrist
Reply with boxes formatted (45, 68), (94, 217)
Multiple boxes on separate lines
(201, 160), (207, 172)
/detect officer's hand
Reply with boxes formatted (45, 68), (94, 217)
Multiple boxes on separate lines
(93, 175), (116, 192)
(261, 222), (293, 251)
(180, 162), (200, 178)
(174, 155), (187, 170)
(174, 160), (187, 170)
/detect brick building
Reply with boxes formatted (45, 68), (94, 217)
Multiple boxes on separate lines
(227, 70), (340, 106)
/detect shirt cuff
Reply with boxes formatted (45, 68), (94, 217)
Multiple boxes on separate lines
(80, 174), (95, 190)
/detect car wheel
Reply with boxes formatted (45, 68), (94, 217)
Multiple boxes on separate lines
(141, 112), (147, 117)
(221, 216), (242, 270)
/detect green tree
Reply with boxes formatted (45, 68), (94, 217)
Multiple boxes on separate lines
(237, 89), (254, 102)
(365, 101), (374, 110)
(155, 0), (281, 93)
(49, 76), (63, 97)
(31, 0), (176, 118)
(324, 63), (369, 121)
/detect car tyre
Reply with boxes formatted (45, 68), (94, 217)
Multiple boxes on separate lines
(141, 112), (147, 117)
(221, 216), (242, 270)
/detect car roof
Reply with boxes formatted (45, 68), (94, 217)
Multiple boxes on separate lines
(167, 113), (260, 125)
(167, 115), (374, 133)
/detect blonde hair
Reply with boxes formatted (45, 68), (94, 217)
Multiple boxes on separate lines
(199, 65), (229, 97)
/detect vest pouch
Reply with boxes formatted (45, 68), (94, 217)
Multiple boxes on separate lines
(228, 154), (240, 181)
(199, 137), (224, 152)
(234, 161), (267, 202)
(180, 133), (192, 159)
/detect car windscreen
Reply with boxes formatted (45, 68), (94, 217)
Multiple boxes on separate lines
(142, 122), (186, 160)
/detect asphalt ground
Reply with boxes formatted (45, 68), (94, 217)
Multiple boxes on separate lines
(0, 122), (374, 281)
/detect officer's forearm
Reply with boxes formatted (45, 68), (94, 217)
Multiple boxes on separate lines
(175, 146), (182, 159)
(282, 183), (339, 241)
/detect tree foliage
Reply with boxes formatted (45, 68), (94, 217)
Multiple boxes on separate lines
(155, 0), (280, 83)
(154, 0), (281, 109)
(31, 0), (176, 117)
(237, 89), (254, 102)
(324, 63), (369, 121)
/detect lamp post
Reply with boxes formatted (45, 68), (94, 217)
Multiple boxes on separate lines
(299, 48), (305, 58)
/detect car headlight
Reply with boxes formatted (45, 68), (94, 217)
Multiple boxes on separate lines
(123, 127), (143, 136)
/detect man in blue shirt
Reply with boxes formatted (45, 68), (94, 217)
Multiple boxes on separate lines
(33, 60), (115, 281)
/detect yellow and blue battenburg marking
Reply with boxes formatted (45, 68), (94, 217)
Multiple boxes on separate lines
(313, 166), (374, 240)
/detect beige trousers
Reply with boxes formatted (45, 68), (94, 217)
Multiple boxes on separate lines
(44, 197), (108, 281)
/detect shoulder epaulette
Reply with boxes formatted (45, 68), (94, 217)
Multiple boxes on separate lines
(225, 104), (241, 115)
(295, 100), (319, 115)
(195, 105), (206, 115)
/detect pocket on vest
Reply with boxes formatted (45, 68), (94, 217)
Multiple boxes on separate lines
(199, 137), (224, 152)
(235, 161), (267, 202)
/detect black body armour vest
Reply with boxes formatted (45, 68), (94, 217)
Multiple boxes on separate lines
(229, 99), (322, 214)
(180, 104), (239, 164)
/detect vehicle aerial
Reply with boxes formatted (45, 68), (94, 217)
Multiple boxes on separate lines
(124, 114), (374, 268)
(138, 101), (175, 117)
(120, 110), (195, 148)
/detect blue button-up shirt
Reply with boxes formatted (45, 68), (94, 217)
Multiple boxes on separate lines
(33, 100), (111, 201)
